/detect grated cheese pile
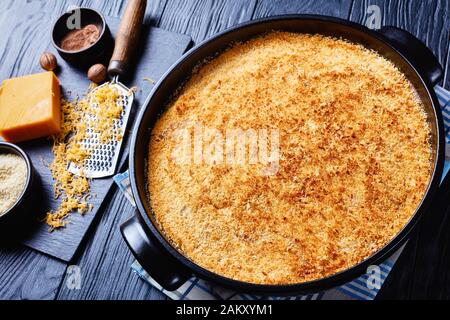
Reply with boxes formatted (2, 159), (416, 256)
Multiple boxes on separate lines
(45, 84), (124, 230)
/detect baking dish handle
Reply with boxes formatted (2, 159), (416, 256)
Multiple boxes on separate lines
(378, 26), (443, 86)
(120, 211), (192, 291)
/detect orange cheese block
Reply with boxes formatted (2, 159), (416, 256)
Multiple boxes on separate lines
(0, 71), (61, 142)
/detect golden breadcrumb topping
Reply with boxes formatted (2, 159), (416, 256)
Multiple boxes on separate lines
(147, 32), (432, 284)
(46, 84), (124, 230)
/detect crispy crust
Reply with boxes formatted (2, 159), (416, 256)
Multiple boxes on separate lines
(147, 32), (432, 284)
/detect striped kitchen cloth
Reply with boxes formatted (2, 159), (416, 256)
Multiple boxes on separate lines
(114, 85), (450, 300)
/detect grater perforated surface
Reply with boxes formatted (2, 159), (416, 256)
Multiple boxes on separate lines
(68, 80), (134, 178)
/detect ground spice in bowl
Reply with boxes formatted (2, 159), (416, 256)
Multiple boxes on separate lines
(60, 24), (100, 52)
(0, 153), (27, 216)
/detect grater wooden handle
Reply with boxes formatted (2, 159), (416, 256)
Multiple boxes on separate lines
(108, 0), (147, 77)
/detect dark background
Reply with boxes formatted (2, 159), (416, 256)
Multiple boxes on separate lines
(0, 0), (449, 300)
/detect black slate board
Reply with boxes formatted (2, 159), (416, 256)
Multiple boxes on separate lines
(17, 16), (191, 262)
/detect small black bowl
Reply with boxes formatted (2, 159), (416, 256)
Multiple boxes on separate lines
(52, 7), (113, 67)
(0, 142), (39, 234)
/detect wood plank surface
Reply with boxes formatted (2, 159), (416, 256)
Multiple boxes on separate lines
(0, 244), (66, 300)
(378, 179), (450, 299)
(252, 0), (353, 19)
(157, 0), (258, 43)
(348, 0), (450, 299)
(74, 0), (168, 24)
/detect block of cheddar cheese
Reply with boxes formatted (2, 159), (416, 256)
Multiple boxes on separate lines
(0, 71), (61, 142)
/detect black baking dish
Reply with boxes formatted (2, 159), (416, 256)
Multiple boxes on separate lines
(121, 15), (446, 295)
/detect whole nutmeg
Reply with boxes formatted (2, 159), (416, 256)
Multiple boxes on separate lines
(40, 52), (57, 71)
(87, 64), (107, 84)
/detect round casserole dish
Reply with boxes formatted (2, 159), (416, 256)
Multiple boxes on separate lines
(121, 15), (445, 295)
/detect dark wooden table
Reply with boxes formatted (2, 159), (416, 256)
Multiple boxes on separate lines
(0, 0), (449, 300)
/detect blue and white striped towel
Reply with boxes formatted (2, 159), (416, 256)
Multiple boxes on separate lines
(114, 85), (450, 300)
